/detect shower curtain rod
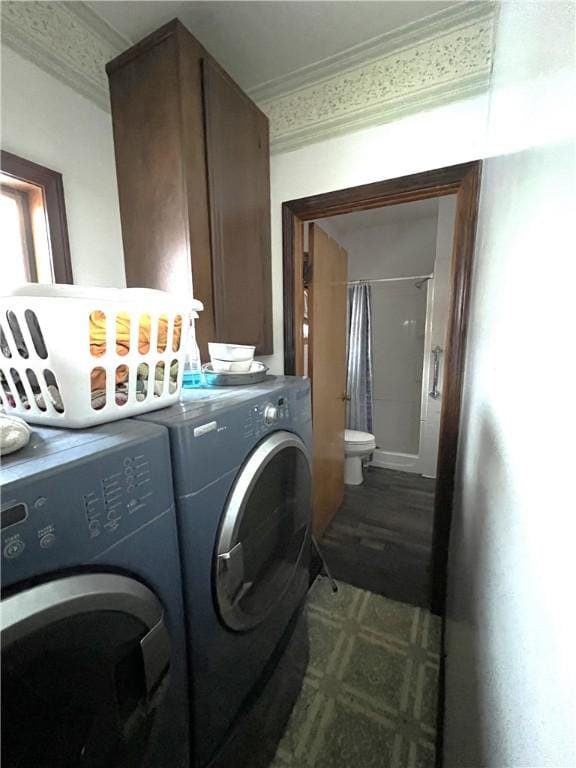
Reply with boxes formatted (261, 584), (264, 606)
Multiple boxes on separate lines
(348, 274), (433, 285)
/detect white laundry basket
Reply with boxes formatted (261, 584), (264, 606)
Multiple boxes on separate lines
(0, 284), (201, 428)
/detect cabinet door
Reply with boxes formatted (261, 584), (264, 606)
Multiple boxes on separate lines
(108, 31), (195, 301)
(202, 58), (273, 355)
(107, 23), (220, 360)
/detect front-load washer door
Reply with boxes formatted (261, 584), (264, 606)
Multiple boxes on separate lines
(215, 431), (311, 632)
(1, 573), (171, 768)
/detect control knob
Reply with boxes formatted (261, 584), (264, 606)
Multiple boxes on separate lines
(263, 404), (279, 425)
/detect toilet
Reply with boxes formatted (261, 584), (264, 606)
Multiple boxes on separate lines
(344, 429), (376, 485)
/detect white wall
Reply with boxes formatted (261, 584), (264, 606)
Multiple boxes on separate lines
(343, 216), (436, 455)
(264, 92), (489, 373)
(444, 2), (576, 766)
(344, 216), (437, 281)
(1, 45), (125, 287)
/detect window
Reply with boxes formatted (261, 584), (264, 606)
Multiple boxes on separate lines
(1, 151), (72, 288)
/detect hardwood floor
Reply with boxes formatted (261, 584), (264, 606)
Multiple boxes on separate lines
(319, 466), (436, 608)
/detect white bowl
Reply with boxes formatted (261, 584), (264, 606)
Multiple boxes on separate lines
(210, 358), (253, 373)
(208, 342), (255, 362)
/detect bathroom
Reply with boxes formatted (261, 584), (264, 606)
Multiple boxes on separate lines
(306, 195), (457, 606)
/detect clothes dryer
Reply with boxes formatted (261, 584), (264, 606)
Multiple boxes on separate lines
(137, 376), (312, 767)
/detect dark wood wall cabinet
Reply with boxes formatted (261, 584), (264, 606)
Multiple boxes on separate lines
(106, 20), (273, 357)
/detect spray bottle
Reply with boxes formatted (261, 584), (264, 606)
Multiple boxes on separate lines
(182, 301), (204, 388)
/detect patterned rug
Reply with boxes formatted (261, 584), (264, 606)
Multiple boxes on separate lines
(272, 577), (441, 768)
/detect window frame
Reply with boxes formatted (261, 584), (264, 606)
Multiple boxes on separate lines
(1, 185), (38, 282)
(1, 150), (73, 284)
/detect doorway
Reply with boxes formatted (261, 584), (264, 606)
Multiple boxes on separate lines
(282, 162), (481, 613)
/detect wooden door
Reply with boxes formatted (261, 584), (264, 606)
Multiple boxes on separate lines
(202, 57), (273, 355)
(309, 223), (348, 536)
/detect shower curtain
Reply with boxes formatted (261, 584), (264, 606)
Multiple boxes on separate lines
(346, 283), (374, 433)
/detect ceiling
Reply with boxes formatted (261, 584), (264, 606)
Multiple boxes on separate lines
(324, 197), (451, 237)
(87, 1), (459, 93)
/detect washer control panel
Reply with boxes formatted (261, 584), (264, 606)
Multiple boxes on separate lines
(0, 430), (173, 585)
(82, 452), (153, 540)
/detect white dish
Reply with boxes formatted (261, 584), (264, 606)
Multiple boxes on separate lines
(202, 361), (269, 386)
(208, 342), (255, 362)
(210, 358), (253, 373)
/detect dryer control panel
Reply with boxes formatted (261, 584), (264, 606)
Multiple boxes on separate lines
(263, 404), (278, 425)
(243, 395), (292, 437)
(167, 378), (312, 498)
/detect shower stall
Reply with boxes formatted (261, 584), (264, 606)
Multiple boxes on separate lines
(347, 274), (445, 477)
(343, 196), (456, 479)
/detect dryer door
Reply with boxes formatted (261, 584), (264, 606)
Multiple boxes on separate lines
(1, 573), (171, 768)
(215, 431), (311, 632)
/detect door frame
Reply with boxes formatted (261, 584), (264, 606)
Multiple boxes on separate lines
(282, 161), (482, 614)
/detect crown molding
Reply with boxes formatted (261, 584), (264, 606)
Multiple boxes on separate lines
(247, 3), (493, 103)
(262, 5), (495, 153)
(1, 1), (495, 154)
(1, 1), (129, 111)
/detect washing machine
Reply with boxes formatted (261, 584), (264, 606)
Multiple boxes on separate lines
(0, 420), (190, 768)
(137, 375), (312, 767)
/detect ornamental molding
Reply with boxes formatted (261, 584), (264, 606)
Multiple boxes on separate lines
(247, 3), (494, 103)
(1, 1), (129, 111)
(1, 1), (495, 152)
(259, 5), (495, 153)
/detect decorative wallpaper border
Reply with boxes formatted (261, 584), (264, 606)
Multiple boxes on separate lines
(261, 7), (495, 153)
(1, 1), (495, 153)
(1, 1), (129, 111)
(247, 3), (493, 103)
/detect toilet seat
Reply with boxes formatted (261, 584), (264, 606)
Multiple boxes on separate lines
(345, 429), (376, 450)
